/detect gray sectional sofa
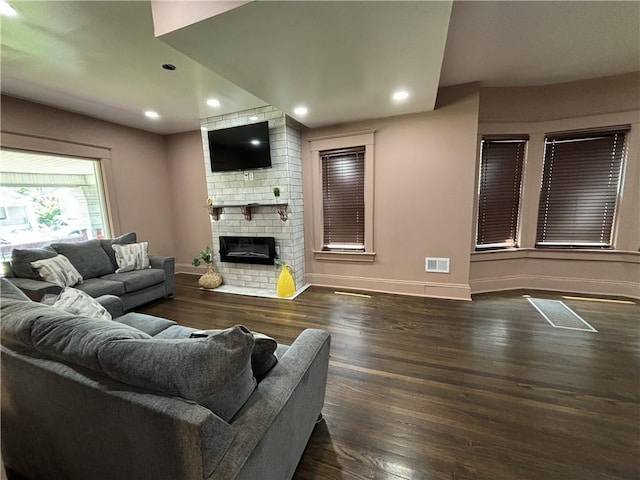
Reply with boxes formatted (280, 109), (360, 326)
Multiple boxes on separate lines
(1, 232), (174, 311)
(0, 279), (331, 480)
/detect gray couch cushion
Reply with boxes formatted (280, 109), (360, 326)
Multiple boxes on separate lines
(100, 269), (165, 293)
(98, 325), (257, 421)
(154, 324), (199, 339)
(0, 279), (149, 361)
(31, 315), (151, 371)
(101, 232), (137, 270)
(74, 278), (126, 297)
(115, 312), (177, 336)
(51, 240), (114, 279)
(1, 299), (77, 350)
(1, 277), (31, 301)
(10, 247), (57, 279)
(190, 329), (279, 380)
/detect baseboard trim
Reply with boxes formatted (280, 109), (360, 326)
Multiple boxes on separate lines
(176, 264), (202, 275)
(304, 273), (471, 301)
(470, 274), (640, 300)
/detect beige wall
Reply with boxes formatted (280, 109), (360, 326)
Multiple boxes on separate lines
(480, 71), (640, 123)
(301, 84), (480, 300)
(0, 95), (176, 256)
(164, 130), (212, 272)
(472, 73), (640, 299)
(4, 71), (637, 300)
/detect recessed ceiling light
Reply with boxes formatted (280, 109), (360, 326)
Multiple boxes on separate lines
(294, 106), (308, 116)
(207, 99), (221, 107)
(249, 116), (259, 121)
(161, 63), (176, 71)
(144, 110), (160, 119)
(0, 1), (17, 16)
(392, 90), (410, 101)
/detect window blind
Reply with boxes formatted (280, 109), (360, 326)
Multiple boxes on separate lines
(321, 146), (365, 250)
(536, 128), (628, 248)
(476, 138), (526, 249)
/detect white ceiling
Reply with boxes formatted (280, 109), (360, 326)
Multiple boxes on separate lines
(1, 1), (638, 135)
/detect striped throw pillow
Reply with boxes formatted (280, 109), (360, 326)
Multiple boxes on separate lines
(53, 287), (112, 321)
(31, 254), (83, 287)
(112, 241), (150, 273)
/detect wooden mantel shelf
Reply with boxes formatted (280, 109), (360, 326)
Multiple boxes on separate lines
(205, 202), (288, 221)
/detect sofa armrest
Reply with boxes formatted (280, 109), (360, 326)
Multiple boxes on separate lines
(2, 277), (61, 301)
(149, 255), (175, 296)
(213, 329), (331, 480)
(97, 295), (124, 319)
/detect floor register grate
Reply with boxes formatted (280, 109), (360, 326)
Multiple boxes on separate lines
(527, 298), (598, 332)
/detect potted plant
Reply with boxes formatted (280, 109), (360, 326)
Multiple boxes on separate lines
(273, 187), (280, 201)
(192, 246), (222, 289)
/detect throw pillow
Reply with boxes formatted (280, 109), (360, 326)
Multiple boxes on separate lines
(101, 232), (137, 270)
(112, 241), (150, 273)
(190, 329), (279, 380)
(31, 255), (83, 287)
(11, 247), (57, 279)
(52, 287), (112, 321)
(98, 325), (256, 422)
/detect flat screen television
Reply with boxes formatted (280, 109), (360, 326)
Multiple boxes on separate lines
(208, 121), (272, 172)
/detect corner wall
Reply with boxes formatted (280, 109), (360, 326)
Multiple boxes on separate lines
(472, 73), (640, 299)
(165, 130), (211, 270)
(301, 84), (480, 300)
(0, 95), (176, 256)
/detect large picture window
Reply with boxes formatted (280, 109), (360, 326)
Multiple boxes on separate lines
(476, 138), (527, 250)
(536, 127), (628, 248)
(0, 149), (110, 259)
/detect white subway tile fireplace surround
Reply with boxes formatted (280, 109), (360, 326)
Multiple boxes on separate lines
(200, 106), (305, 297)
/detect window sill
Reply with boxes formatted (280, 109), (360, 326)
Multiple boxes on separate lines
(313, 250), (376, 263)
(471, 248), (639, 264)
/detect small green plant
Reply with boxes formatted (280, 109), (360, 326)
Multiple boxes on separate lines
(192, 246), (213, 267)
(273, 187), (280, 197)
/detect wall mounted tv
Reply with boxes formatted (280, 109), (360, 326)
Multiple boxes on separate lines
(208, 121), (272, 172)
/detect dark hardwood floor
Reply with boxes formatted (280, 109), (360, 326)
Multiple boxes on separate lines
(138, 274), (640, 480)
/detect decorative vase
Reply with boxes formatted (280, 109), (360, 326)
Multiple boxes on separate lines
(199, 265), (223, 289)
(276, 264), (295, 297)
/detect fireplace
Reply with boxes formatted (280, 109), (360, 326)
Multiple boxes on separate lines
(219, 236), (276, 265)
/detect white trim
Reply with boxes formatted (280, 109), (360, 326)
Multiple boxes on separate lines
(470, 274), (640, 300)
(305, 273), (471, 301)
(309, 130), (376, 255)
(312, 250), (376, 263)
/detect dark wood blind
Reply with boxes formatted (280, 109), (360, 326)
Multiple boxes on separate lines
(476, 138), (526, 249)
(536, 128), (628, 248)
(321, 146), (365, 250)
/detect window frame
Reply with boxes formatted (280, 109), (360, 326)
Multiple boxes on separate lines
(535, 127), (629, 249)
(0, 132), (118, 235)
(475, 136), (528, 251)
(0, 148), (113, 245)
(309, 130), (376, 263)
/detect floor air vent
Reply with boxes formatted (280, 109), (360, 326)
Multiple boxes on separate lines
(425, 257), (450, 273)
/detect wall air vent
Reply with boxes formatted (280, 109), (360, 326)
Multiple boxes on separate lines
(425, 257), (450, 273)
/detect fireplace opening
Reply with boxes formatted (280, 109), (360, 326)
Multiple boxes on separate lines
(219, 236), (276, 265)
